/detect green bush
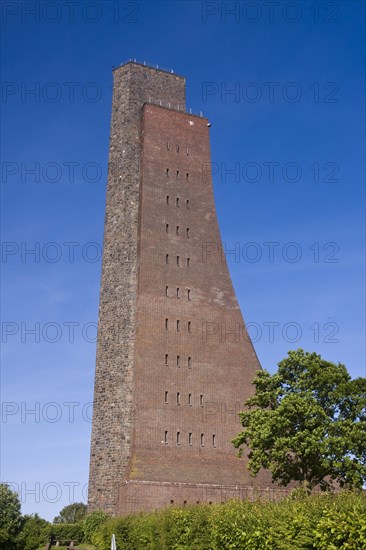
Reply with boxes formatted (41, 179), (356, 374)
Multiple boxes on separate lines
(313, 495), (366, 549)
(157, 505), (212, 549)
(92, 514), (158, 550)
(90, 491), (366, 550)
(83, 511), (110, 544)
(48, 523), (84, 544)
(0, 528), (12, 550)
(16, 514), (50, 550)
(210, 499), (272, 549)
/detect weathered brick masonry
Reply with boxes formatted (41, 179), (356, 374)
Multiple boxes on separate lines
(88, 62), (271, 516)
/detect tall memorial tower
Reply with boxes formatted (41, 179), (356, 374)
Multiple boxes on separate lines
(88, 62), (267, 516)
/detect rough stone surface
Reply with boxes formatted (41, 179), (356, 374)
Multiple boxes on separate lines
(88, 63), (185, 513)
(88, 62), (270, 516)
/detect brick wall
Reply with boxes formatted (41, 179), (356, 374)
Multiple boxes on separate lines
(118, 480), (291, 515)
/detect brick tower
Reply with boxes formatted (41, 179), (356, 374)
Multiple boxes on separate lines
(88, 62), (268, 516)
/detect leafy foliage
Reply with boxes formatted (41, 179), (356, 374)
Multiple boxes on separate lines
(232, 349), (366, 493)
(16, 514), (50, 550)
(89, 491), (366, 549)
(49, 522), (84, 543)
(0, 528), (12, 550)
(0, 483), (22, 549)
(0, 484), (88, 550)
(53, 503), (87, 524)
(313, 503), (366, 549)
(82, 511), (110, 543)
(93, 505), (212, 550)
(158, 505), (212, 549)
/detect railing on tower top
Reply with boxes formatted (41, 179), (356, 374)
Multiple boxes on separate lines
(119, 58), (179, 75)
(113, 59), (205, 118)
(145, 97), (204, 118)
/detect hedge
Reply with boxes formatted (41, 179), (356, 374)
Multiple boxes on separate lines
(47, 523), (84, 544)
(91, 491), (366, 550)
(82, 511), (110, 544)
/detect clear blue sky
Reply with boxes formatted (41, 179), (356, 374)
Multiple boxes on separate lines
(1, 0), (365, 520)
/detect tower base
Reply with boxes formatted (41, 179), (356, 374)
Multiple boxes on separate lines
(117, 479), (293, 516)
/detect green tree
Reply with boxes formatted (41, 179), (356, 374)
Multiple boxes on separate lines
(232, 349), (366, 494)
(53, 503), (87, 524)
(0, 483), (22, 550)
(16, 514), (50, 550)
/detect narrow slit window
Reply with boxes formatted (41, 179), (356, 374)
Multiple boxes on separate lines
(167, 142), (170, 151)
(177, 431), (180, 444)
(201, 434), (204, 447)
(176, 170), (179, 179)
(177, 320), (180, 331)
(177, 256), (180, 266)
(165, 318), (168, 330)
(188, 321), (191, 333)
(189, 433), (192, 445)
(176, 197), (180, 207)
(188, 356), (192, 368)
(166, 195), (169, 205)
(188, 393), (192, 405)
(165, 354), (168, 366)
(186, 199), (190, 209)
(186, 172), (189, 182)
(186, 146), (189, 155)
(187, 257), (190, 268)
(213, 434), (216, 447)
(177, 392), (180, 405)
(177, 287), (180, 298)
(165, 286), (169, 297)
(166, 223), (169, 234)
(176, 145), (179, 153)
(166, 253), (169, 264)
(186, 227), (190, 238)
(166, 168), (169, 177)
(164, 430), (168, 444)
(176, 225), (179, 236)
(200, 394), (203, 407)
(177, 355), (180, 367)
(165, 391), (168, 403)
(187, 289), (191, 300)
